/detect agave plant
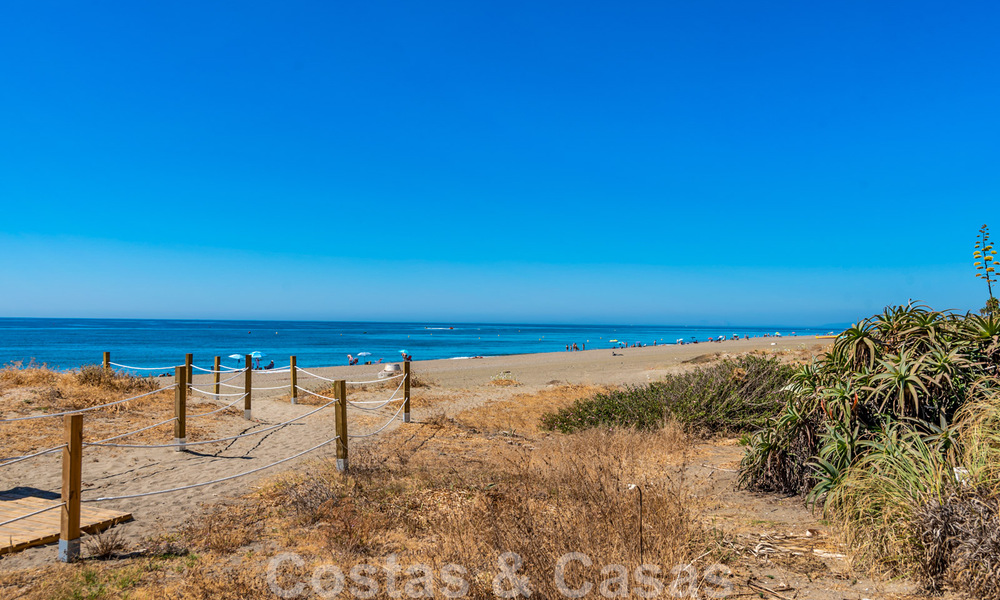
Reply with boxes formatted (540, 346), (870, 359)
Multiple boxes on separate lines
(963, 315), (1000, 367)
(807, 419), (860, 506)
(872, 302), (930, 348)
(869, 349), (930, 418)
(833, 320), (879, 370)
(741, 301), (1000, 572)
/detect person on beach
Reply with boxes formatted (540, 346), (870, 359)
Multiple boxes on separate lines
(265, 360), (274, 370)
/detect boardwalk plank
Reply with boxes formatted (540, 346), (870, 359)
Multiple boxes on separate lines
(0, 496), (132, 556)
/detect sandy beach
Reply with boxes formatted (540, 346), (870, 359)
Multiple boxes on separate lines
(1, 335), (827, 569)
(185, 335), (827, 395)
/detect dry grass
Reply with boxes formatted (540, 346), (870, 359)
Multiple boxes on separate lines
(85, 527), (130, 560)
(251, 419), (704, 598)
(488, 378), (520, 387)
(0, 385), (711, 599)
(916, 485), (1000, 598)
(488, 370), (520, 387)
(183, 502), (268, 554)
(0, 364), (240, 456)
(457, 384), (610, 437)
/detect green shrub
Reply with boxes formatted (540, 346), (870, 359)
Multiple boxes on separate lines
(541, 354), (794, 435)
(738, 302), (1000, 587)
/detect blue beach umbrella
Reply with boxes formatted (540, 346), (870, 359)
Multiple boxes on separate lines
(357, 352), (372, 357)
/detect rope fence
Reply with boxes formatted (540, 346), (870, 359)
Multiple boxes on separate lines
(189, 388), (247, 398)
(0, 385), (176, 423)
(0, 353), (413, 562)
(90, 417), (177, 445)
(84, 398), (337, 449)
(294, 386), (341, 402)
(83, 436), (340, 502)
(347, 402), (407, 438)
(191, 365), (247, 374)
(0, 444), (67, 468)
(251, 368), (292, 375)
(190, 370), (245, 386)
(108, 362), (178, 371)
(296, 367), (339, 383)
(346, 372), (405, 385)
(347, 374), (407, 411)
(188, 394), (248, 418)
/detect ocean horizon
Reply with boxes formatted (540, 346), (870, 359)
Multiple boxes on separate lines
(0, 317), (838, 372)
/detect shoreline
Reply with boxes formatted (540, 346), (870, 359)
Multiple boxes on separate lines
(1, 317), (836, 373)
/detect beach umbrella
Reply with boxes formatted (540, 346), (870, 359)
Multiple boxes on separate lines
(399, 349), (408, 354)
(228, 354), (242, 360)
(250, 351), (266, 358)
(357, 352), (372, 357)
(609, 339), (618, 343)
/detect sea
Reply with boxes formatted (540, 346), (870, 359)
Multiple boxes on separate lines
(0, 318), (834, 373)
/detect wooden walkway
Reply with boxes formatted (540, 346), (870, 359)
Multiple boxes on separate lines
(0, 493), (132, 556)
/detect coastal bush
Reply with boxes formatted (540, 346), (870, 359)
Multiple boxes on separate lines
(540, 355), (794, 434)
(489, 370), (520, 386)
(75, 364), (159, 394)
(0, 360), (59, 387)
(250, 424), (706, 600)
(738, 302), (1000, 592)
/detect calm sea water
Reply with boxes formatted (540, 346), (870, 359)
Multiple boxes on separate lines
(0, 318), (833, 372)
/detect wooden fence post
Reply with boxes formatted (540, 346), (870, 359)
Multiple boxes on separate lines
(59, 414), (82, 563)
(174, 366), (187, 452)
(290, 356), (297, 405)
(244, 354), (253, 420)
(213, 356), (221, 397)
(184, 354), (193, 395)
(102, 352), (110, 371)
(404, 361), (411, 423)
(336, 379), (348, 472)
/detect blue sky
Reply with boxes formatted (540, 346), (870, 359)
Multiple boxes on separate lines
(1, 1), (997, 325)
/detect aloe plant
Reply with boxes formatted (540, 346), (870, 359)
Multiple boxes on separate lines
(739, 301), (1000, 582)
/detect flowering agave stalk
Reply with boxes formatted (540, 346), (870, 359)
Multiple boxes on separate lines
(974, 224), (997, 315)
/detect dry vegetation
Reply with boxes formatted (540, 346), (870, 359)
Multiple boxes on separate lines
(1, 355), (942, 599)
(0, 363), (238, 457)
(0, 383), (727, 599)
